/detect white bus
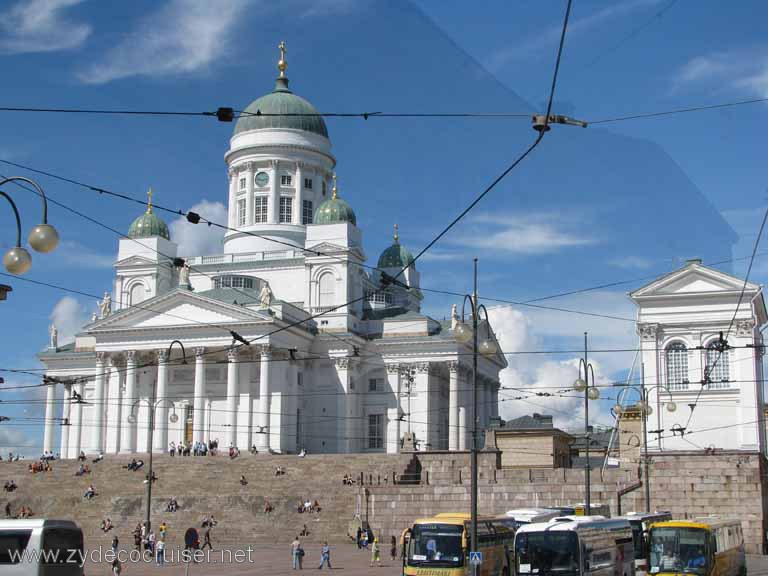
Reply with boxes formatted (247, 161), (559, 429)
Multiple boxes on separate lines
(506, 509), (562, 526)
(514, 516), (635, 576)
(0, 519), (83, 575)
(618, 512), (672, 574)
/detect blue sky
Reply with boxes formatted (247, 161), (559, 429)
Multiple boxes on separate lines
(0, 0), (766, 454)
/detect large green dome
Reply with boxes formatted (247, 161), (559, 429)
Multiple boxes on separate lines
(233, 77), (328, 138)
(128, 190), (170, 240)
(378, 226), (415, 269)
(314, 176), (356, 225)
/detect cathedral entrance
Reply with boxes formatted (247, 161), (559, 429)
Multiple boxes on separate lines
(184, 405), (193, 444)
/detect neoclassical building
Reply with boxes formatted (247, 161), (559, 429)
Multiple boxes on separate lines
(629, 259), (767, 453)
(39, 46), (505, 458)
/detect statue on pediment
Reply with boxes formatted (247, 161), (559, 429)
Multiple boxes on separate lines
(99, 292), (112, 318)
(259, 283), (273, 308)
(178, 261), (191, 288)
(451, 303), (459, 329)
(49, 324), (58, 349)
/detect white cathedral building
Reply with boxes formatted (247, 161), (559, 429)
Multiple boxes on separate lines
(39, 46), (506, 459)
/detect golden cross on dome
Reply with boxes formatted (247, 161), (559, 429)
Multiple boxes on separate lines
(278, 41), (287, 78)
(332, 173), (338, 199)
(393, 223), (399, 243)
(146, 187), (153, 214)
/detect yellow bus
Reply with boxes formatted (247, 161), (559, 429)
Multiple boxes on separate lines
(402, 513), (517, 576)
(648, 518), (746, 576)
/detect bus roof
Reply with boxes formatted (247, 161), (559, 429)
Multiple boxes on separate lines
(0, 519), (80, 530)
(412, 513), (508, 526)
(619, 512), (672, 522)
(649, 518), (741, 531)
(515, 517), (629, 534)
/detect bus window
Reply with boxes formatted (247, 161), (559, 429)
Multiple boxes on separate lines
(43, 528), (83, 565)
(516, 531), (579, 574)
(0, 531), (32, 564)
(630, 522), (646, 560)
(649, 528), (708, 575)
(408, 523), (464, 567)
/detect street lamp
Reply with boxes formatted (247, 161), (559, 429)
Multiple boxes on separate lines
(574, 332), (601, 513)
(127, 340), (186, 532)
(453, 258), (497, 576)
(0, 177), (60, 274)
(613, 378), (676, 512)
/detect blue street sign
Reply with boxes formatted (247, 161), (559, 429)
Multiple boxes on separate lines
(470, 551), (483, 565)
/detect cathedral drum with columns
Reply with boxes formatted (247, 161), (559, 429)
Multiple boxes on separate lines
(39, 44), (506, 458)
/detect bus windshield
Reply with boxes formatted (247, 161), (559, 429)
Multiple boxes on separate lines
(408, 523), (464, 567)
(629, 522), (646, 560)
(649, 527), (708, 575)
(516, 532), (579, 575)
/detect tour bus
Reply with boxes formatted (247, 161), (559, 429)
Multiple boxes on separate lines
(402, 512), (517, 576)
(506, 509), (562, 526)
(647, 518), (746, 576)
(549, 503), (612, 518)
(617, 512), (672, 574)
(0, 519), (84, 575)
(514, 516), (635, 576)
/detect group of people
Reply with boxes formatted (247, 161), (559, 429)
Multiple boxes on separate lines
(4, 502), (33, 519)
(100, 517), (113, 532)
(124, 459), (144, 471)
(290, 535), (388, 570)
(3, 480), (17, 492)
(297, 499), (321, 514)
(39, 451), (57, 461)
(169, 439), (221, 457)
(75, 463), (91, 476)
(165, 497), (179, 512)
(4, 453), (21, 462)
(131, 521), (168, 565)
(83, 484), (97, 500)
(229, 445), (240, 459)
(342, 474), (357, 485)
(28, 460), (53, 473)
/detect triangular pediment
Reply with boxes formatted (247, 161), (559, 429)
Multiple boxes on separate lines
(87, 289), (273, 331)
(631, 263), (761, 298)
(306, 241), (366, 259)
(114, 255), (156, 267)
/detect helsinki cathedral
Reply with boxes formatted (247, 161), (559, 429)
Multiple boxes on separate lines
(39, 44), (505, 458)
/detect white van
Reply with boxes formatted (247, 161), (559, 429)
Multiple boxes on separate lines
(0, 519), (83, 575)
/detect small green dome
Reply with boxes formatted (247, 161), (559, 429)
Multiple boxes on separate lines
(378, 225), (415, 269)
(128, 189), (170, 240)
(313, 175), (356, 225)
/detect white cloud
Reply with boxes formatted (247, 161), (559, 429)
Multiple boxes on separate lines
(449, 212), (596, 255)
(608, 256), (656, 270)
(78, 0), (250, 84)
(55, 241), (113, 269)
(0, 0), (91, 55)
(0, 427), (37, 458)
(169, 200), (227, 256)
(673, 48), (768, 98)
(49, 296), (89, 345)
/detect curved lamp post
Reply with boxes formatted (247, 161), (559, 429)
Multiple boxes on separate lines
(453, 258), (498, 576)
(0, 177), (60, 274)
(573, 333), (601, 513)
(127, 340), (186, 532)
(612, 382), (676, 512)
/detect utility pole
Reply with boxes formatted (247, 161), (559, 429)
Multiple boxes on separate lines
(583, 332), (591, 512)
(470, 257), (479, 576)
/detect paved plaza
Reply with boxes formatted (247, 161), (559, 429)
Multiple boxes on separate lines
(85, 542), (402, 575)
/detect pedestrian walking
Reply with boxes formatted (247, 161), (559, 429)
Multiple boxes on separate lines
(201, 525), (213, 550)
(356, 527), (363, 549)
(318, 541), (332, 569)
(156, 539), (166, 566)
(291, 535), (304, 570)
(390, 535), (397, 561)
(370, 537), (381, 567)
(111, 558), (122, 575)
(111, 535), (119, 554)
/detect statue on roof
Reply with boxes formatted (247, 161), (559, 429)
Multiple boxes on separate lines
(259, 283), (273, 308)
(178, 261), (191, 288)
(49, 324), (58, 350)
(99, 292), (112, 318)
(451, 304), (459, 330)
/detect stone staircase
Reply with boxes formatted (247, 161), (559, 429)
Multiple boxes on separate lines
(2, 453), (413, 548)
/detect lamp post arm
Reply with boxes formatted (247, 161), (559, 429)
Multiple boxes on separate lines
(0, 192), (22, 247)
(0, 177), (51, 224)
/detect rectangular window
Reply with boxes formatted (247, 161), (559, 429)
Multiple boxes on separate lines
(322, 180), (327, 195)
(302, 200), (313, 225)
(237, 198), (246, 226)
(254, 196), (268, 223)
(368, 414), (384, 449)
(304, 177), (313, 189)
(279, 196), (293, 223)
(239, 177), (246, 190)
(281, 174), (293, 187)
(369, 378), (383, 392)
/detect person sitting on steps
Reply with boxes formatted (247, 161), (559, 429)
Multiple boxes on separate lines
(239, 475), (248, 486)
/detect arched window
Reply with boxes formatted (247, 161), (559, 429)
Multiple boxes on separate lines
(318, 273), (335, 307)
(666, 342), (689, 390)
(705, 340), (730, 388)
(129, 283), (145, 306)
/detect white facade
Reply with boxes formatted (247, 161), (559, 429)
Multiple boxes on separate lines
(39, 54), (505, 458)
(630, 260), (767, 453)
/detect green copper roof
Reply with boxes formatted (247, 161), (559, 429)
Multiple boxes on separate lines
(378, 227), (415, 269)
(128, 191), (170, 240)
(233, 78), (328, 138)
(314, 177), (356, 225)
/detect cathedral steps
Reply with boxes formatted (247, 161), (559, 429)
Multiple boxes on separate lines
(6, 453), (413, 547)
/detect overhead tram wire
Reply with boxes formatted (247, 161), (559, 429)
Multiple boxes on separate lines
(683, 204), (768, 430)
(589, 97), (768, 126)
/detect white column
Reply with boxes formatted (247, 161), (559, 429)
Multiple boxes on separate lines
(268, 160), (279, 223)
(245, 162), (254, 226)
(105, 359), (122, 454)
(237, 354), (252, 450)
(256, 345), (271, 451)
(43, 382), (56, 454)
(386, 408), (401, 455)
(193, 347), (206, 444)
(121, 351), (137, 453)
(226, 348), (239, 448)
(72, 382), (84, 459)
(91, 352), (106, 454)
(295, 162), (303, 225)
(458, 406), (467, 451)
(386, 364), (402, 453)
(60, 384), (72, 458)
(334, 358), (352, 453)
(154, 350), (169, 452)
(448, 362), (460, 451)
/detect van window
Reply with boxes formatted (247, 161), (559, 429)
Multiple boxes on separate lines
(43, 529), (83, 564)
(0, 530), (32, 564)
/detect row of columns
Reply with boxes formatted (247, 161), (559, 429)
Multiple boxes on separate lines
(47, 344), (276, 459)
